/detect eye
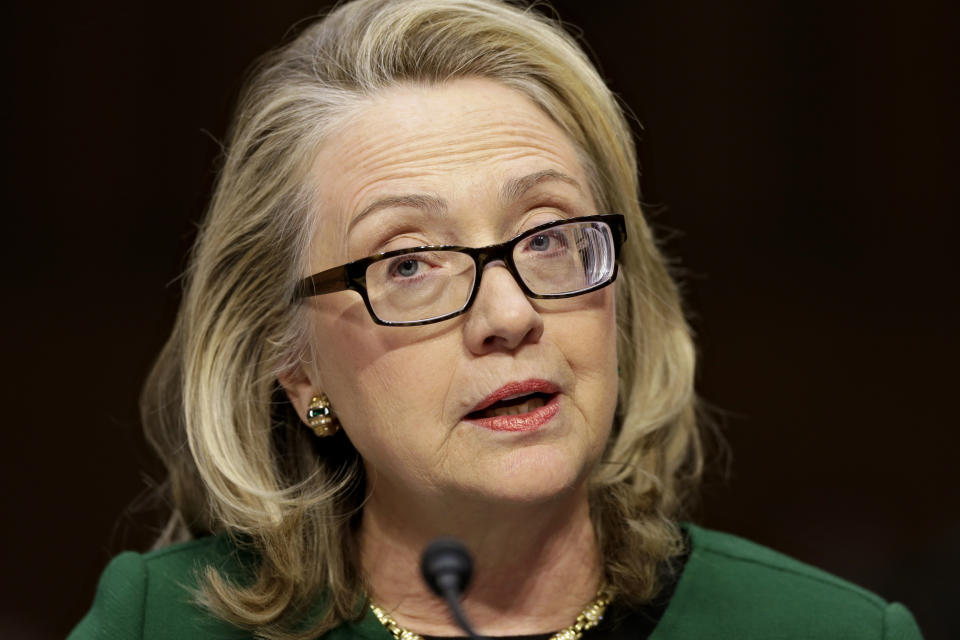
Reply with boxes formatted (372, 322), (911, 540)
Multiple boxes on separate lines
(522, 230), (568, 253)
(529, 234), (552, 251)
(393, 258), (422, 278)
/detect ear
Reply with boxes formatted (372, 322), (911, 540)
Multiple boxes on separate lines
(277, 362), (320, 425)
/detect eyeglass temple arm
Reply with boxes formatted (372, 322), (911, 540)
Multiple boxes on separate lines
(607, 215), (627, 249)
(296, 265), (348, 299)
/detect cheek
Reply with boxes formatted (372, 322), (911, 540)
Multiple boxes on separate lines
(554, 288), (618, 374)
(550, 288), (619, 427)
(306, 300), (459, 442)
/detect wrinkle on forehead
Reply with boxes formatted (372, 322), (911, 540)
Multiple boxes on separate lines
(308, 78), (593, 263)
(334, 118), (582, 212)
(346, 116), (573, 170)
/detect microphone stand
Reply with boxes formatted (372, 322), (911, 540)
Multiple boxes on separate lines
(421, 538), (484, 640)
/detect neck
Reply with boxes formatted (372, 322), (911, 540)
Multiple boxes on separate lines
(360, 485), (602, 637)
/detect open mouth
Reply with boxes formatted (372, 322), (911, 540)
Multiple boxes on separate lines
(466, 392), (555, 420)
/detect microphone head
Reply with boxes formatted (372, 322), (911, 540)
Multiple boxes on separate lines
(420, 537), (474, 598)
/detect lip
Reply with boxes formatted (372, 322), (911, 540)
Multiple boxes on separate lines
(464, 379), (561, 432)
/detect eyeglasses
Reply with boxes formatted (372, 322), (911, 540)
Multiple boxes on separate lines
(295, 213), (627, 326)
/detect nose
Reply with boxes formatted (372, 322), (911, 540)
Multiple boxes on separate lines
(462, 261), (544, 354)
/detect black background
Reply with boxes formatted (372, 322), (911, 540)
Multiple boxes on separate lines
(4, 2), (957, 638)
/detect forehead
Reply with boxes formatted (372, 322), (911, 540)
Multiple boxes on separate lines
(308, 78), (593, 252)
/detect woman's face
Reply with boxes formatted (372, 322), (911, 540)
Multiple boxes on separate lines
(288, 78), (618, 506)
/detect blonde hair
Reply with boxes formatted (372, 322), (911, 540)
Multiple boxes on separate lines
(142, 0), (703, 637)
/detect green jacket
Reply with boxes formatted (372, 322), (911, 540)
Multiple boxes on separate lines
(68, 523), (924, 639)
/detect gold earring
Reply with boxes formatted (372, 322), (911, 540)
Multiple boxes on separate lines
(306, 393), (339, 437)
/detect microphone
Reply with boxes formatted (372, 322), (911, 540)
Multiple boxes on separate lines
(420, 538), (482, 640)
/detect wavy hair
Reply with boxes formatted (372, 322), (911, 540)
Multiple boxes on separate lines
(141, 0), (703, 637)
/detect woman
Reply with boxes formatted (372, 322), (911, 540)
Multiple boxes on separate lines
(69, 0), (923, 638)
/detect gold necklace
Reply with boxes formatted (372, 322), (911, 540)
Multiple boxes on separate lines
(370, 589), (611, 640)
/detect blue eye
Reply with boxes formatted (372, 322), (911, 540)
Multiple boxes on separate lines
(524, 230), (568, 253)
(529, 234), (551, 251)
(394, 259), (421, 277)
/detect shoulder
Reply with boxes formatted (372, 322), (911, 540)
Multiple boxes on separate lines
(68, 535), (254, 640)
(653, 523), (923, 639)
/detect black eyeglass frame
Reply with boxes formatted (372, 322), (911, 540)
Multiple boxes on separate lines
(295, 213), (627, 327)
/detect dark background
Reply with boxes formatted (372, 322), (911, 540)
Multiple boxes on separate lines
(5, 1), (957, 638)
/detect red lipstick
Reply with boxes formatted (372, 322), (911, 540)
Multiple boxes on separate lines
(465, 379), (560, 432)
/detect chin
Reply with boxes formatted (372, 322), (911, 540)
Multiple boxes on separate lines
(460, 444), (595, 505)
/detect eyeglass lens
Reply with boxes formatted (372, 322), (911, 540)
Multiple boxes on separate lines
(364, 220), (616, 323)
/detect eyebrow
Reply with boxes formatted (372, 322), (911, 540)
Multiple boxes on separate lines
(347, 169), (582, 231)
(499, 169), (582, 204)
(348, 193), (448, 231)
